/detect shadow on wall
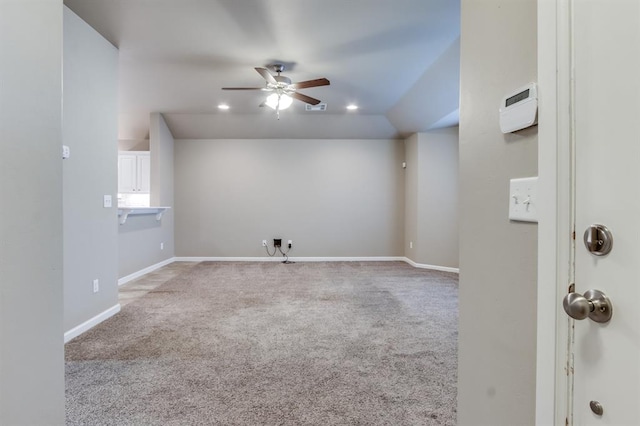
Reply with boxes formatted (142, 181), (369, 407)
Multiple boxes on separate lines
(118, 216), (163, 233)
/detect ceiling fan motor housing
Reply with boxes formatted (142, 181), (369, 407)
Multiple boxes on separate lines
(274, 75), (292, 86)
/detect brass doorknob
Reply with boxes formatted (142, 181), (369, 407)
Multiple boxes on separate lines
(562, 289), (613, 323)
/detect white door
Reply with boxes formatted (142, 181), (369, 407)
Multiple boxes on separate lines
(136, 153), (151, 193)
(569, 0), (640, 424)
(118, 154), (137, 193)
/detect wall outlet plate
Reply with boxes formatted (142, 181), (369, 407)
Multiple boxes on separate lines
(93, 279), (99, 293)
(509, 177), (538, 222)
(262, 240), (267, 247)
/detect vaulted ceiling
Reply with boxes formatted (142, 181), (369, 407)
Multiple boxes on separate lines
(63, 0), (460, 140)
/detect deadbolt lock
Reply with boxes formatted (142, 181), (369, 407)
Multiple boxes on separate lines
(583, 224), (613, 256)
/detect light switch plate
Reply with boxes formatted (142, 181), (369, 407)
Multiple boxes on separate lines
(509, 177), (538, 222)
(103, 195), (112, 208)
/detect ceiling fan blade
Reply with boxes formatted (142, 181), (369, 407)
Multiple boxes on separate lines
(291, 92), (321, 105)
(222, 87), (265, 90)
(290, 78), (330, 89)
(255, 67), (277, 85)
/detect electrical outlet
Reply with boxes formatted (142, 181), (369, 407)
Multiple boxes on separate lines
(410, 241), (413, 249)
(288, 240), (292, 246)
(160, 242), (164, 250)
(93, 279), (99, 293)
(262, 240), (267, 247)
(273, 238), (282, 247)
(103, 195), (112, 208)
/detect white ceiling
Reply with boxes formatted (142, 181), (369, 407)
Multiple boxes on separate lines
(63, 0), (460, 140)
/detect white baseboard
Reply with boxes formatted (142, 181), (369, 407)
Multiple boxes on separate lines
(64, 304), (121, 343)
(293, 256), (407, 262)
(175, 256), (282, 262)
(174, 256), (407, 263)
(174, 256), (458, 273)
(402, 257), (459, 273)
(132, 256), (457, 273)
(118, 257), (176, 286)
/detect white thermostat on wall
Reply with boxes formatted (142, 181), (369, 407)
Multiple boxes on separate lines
(499, 83), (538, 133)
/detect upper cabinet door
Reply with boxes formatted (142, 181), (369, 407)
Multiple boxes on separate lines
(118, 152), (150, 194)
(117, 154), (137, 193)
(136, 154), (151, 193)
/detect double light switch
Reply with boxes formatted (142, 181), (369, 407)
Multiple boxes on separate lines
(509, 177), (538, 223)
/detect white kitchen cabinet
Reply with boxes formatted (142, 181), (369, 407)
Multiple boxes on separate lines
(118, 151), (150, 194)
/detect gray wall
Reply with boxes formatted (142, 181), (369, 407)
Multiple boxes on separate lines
(0, 0), (65, 423)
(404, 134), (419, 261)
(118, 139), (150, 151)
(174, 139), (405, 257)
(118, 113), (175, 278)
(458, 0), (538, 424)
(405, 129), (459, 268)
(63, 6), (119, 332)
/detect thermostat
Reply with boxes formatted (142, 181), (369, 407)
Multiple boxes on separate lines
(499, 83), (538, 133)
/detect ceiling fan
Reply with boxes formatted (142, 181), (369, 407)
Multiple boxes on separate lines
(222, 64), (330, 117)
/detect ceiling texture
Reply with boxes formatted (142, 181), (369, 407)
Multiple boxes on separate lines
(63, 0), (460, 140)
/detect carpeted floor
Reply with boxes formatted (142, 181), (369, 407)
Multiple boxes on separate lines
(66, 261), (458, 425)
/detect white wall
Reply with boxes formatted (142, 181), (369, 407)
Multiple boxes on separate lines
(405, 128), (459, 268)
(458, 0), (538, 424)
(0, 0), (65, 423)
(63, 6), (119, 332)
(387, 39), (461, 134)
(118, 113), (175, 278)
(174, 139), (405, 257)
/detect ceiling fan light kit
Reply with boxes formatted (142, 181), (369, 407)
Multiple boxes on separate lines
(222, 64), (330, 119)
(265, 93), (293, 110)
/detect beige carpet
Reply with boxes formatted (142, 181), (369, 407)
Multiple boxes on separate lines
(66, 261), (458, 425)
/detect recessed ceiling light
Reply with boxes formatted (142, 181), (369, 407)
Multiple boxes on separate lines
(218, 104), (230, 110)
(346, 104), (358, 110)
